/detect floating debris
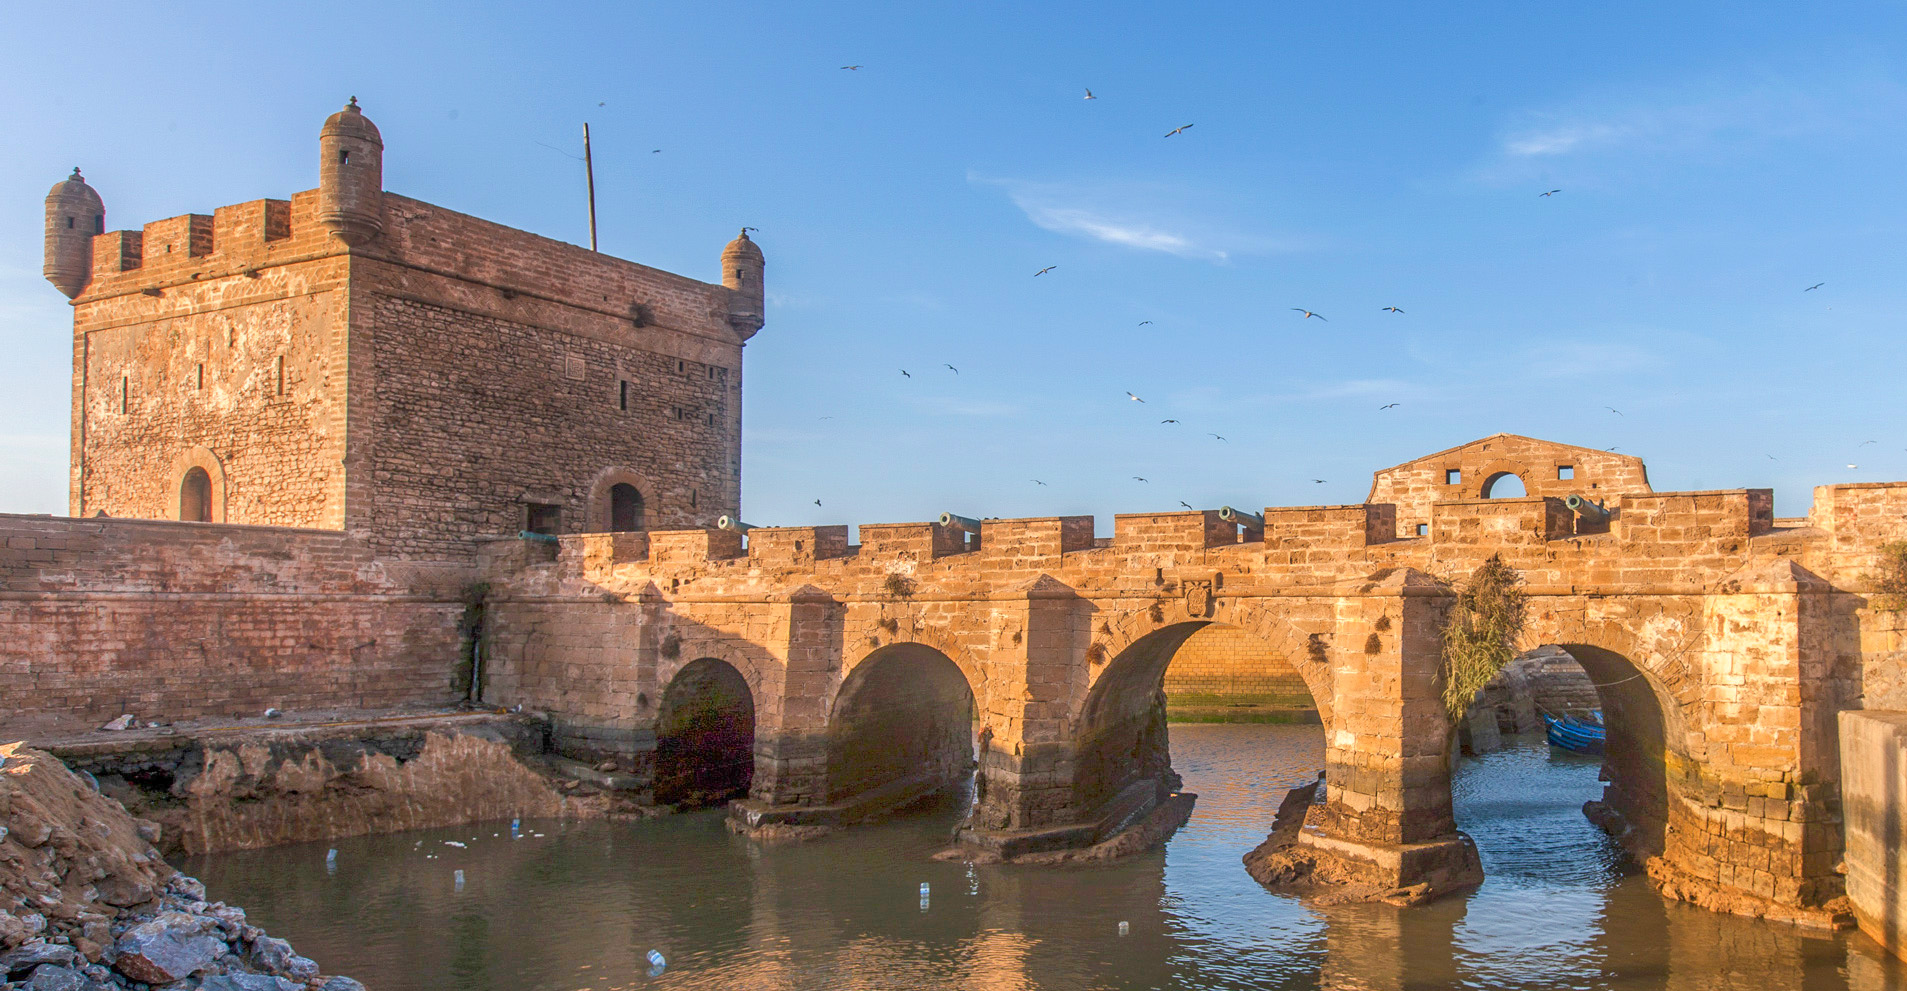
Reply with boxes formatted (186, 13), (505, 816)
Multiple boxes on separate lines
(1118, 921), (1130, 936)
(444, 841), (467, 848)
(646, 949), (666, 977)
(454, 869), (465, 891)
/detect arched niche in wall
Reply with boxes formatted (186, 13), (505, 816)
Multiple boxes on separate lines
(168, 447), (227, 523)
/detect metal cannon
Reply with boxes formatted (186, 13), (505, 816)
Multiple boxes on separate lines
(716, 515), (755, 533)
(1217, 505), (1264, 528)
(1564, 494), (1609, 525)
(938, 512), (983, 533)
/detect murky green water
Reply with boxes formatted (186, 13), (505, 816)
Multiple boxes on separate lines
(184, 726), (1905, 990)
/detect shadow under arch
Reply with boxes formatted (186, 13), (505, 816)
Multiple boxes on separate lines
(1556, 642), (1686, 861)
(826, 641), (977, 807)
(654, 657), (756, 807)
(1072, 621), (1324, 820)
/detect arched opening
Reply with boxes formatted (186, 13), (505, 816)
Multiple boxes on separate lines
(1482, 472), (1527, 498)
(1075, 622), (1324, 826)
(609, 483), (645, 532)
(653, 658), (755, 808)
(826, 643), (976, 807)
(179, 467), (212, 523)
(1448, 642), (1675, 890)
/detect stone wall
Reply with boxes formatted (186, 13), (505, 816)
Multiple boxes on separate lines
(0, 514), (465, 725)
(1369, 433), (1651, 539)
(1839, 710), (1907, 959)
(1160, 623), (1316, 720)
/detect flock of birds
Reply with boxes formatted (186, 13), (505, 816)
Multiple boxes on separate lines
(749, 67), (1868, 514)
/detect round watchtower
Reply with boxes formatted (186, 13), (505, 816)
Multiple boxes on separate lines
(318, 97), (384, 247)
(43, 168), (103, 299)
(722, 229), (764, 339)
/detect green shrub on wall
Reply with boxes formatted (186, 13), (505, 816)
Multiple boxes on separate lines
(1870, 541), (1907, 613)
(1439, 555), (1526, 723)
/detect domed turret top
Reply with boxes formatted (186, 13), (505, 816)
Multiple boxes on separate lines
(722, 228), (764, 262)
(322, 97), (383, 146)
(47, 167), (103, 209)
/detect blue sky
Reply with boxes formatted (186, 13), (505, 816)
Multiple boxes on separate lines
(4, 2), (1905, 525)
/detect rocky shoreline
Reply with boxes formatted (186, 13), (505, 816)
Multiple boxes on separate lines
(0, 743), (363, 990)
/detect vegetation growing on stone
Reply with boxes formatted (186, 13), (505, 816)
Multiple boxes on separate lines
(1439, 555), (1527, 723)
(1869, 541), (1907, 612)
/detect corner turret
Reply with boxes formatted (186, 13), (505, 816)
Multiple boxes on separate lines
(318, 97), (384, 247)
(43, 168), (104, 298)
(722, 229), (764, 340)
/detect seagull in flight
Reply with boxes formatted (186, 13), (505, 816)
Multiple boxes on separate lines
(814, 499), (822, 507)
(1034, 266), (1057, 277)
(1311, 479), (1327, 484)
(1209, 433), (1226, 442)
(1849, 464), (1861, 469)
(841, 65), (864, 70)
(1138, 320), (1153, 326)
(652, 149), (662, 154)
(1031, 479), (1048, 486)
(1605, 407), (1622, 415)
(1379, 403), (1399, 410)
(1160, 419), (1179, 424)
(899, 369), (911, 378)
(1084, 88), (1097, 100)
(1382, 306), (1405, 314)
(1291, 308), (1328, 321)
(1126, 392), (1145, 403)
(1541, 189), (1562, 197)
(818, 416), (835, 420)
(1164, 124), (1194, 137)
(1805, 283), (1825, 292)
(1132, 476), (1149, 483)
(944, 364), (959, 374)
(1862, 440), (1877, 446)
(1179, 501), (1194, 510)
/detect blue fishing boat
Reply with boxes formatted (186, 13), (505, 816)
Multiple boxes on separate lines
(1543, 712), (1605, 755)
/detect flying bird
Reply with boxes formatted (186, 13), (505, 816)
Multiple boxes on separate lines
(1126, 392), (1145, 403)
(1805, 283), (1825, 292)
(1605, 407), (1622, 415)
(1031, 479), (1048, 486)
(652, 149), (662, 154)
(899, 369), (911, 378)
(813, 499), (822, 506)
(1138, 320), (1153, 326)
(1084, 88), (1097, 100)
(742, 226), (760, 232)
(1860, 440), (1877, 446)
(1132, 476), (1148, 483)
(1311, 479), (1327, 484)
(841, 65), (864, 70)
(1291, 308), (1328, 321)
(818, 416), (835, 420)
(1164, 124), (1194, 137)
(1160, 419), (1179, 424)
(1767, 454), (1777, 459)
(598, 102), (606, 107)
(1379, 403), (1399, 410)
(944, 364), (959, 374)
(1179, 501), (1194, 510)
(1209, 433), (1226, 442)
(1382, 306), (1405, 314)
(1541, 189), (1561, 197)
(1849, 464), (1861, 469)
(1034, 266), (1057, 277)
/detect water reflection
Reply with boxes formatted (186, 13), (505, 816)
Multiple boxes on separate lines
(183, 726), (1903, 990)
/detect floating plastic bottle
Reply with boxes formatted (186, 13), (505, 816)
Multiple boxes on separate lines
(1118, 921), (1130, 936)
(647, 949), (666, 976)
(919, 882), (930, 897)
(510, 818), (521, 838)
(325, 849), (337, 874)
(453, 869), (465, 892)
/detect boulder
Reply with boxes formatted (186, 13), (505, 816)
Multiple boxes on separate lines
(1, 940), (78, 977)
(111, 912), (225, 984)
(23, 963), (89, 991)
(201, 975), (302, 991)
(320, 978), (368, 991)
(247, 935), (295, 973)
(287, 955), (320, 979)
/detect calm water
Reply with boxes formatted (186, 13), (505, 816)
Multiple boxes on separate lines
(184, 726), (1905, 990)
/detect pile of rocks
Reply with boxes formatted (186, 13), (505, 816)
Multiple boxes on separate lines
(0, 743), (362, 990)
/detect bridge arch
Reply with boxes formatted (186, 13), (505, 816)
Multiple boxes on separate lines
(825, 641), (978, 806)
(654, 657), (757, 807)
(1071, 604), (1329, 818)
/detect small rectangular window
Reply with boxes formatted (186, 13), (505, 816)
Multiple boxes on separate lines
(120, 375), (128, 413)
(525, 503), (561, 535)
(619, 380), (629, 411)
(194, 363), (204, 390)
(1557, 465), (1575, 480)
(677, 360), (685, 373)
(95, 216), (104, 234)
(672, 406), (685, 420)
(1416, 523), (1430, 536)
(706, 412), (716, 426)
(66, 217), (74, 229)
(274, 355), (285, 396)
(1444, 469), (1461, 485)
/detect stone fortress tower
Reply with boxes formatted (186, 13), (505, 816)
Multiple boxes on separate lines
(45, 100), (763, 562)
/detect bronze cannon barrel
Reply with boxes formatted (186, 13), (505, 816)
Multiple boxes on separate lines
(1217, 505), (1264, 527)
(716, 515), (755, 532)
(939, 512), (983, 533)
(1564, 494), (1609, 524)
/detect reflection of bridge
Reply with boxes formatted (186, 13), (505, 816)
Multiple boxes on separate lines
(485, 435), (1906, 924)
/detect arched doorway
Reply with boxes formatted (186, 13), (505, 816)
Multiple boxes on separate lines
(826, 643), (976, 807)
(1482, 472), (1527, 498)
(610, 483), (644, 532)
(1074, 622), (1324, 823)
(179, 467), (213, 522)
(654, 658), (756, 807)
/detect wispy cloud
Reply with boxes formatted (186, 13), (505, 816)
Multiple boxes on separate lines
(1477, 71), (1907, 183)
(973, 175), (1308, 262)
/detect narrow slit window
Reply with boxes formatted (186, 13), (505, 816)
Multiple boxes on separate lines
(66, 217), (74, 229)
(194, 363), (204, 390)
(619, 380), (629, 411)
(119, 375), (128, 413)
(273, 355), (285, 396)
(705, 412), (716, 426)
(340, 149), (350, 165)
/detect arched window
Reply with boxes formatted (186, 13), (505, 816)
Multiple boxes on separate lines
(1482, 472), (1527, 498)
(610, 483), (645, 532)
(180, 467), (212, 522)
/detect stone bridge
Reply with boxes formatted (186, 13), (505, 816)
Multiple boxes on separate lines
(481, 436), (1907, 925)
